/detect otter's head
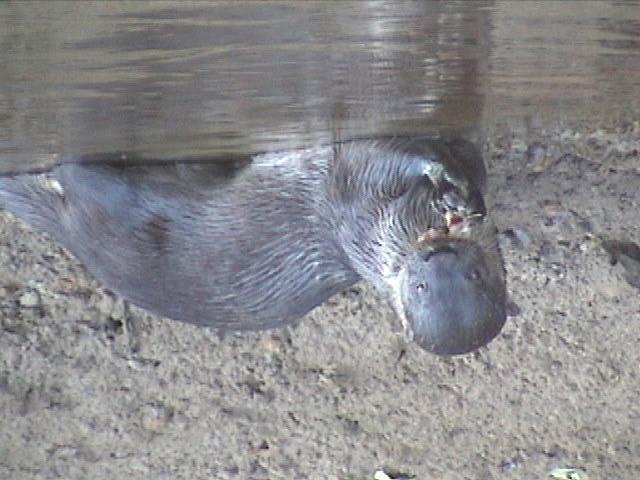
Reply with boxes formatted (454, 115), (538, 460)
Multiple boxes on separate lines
(394, 220), (506, 355)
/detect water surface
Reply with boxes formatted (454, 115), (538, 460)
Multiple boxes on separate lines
(0, 1), (639, 173)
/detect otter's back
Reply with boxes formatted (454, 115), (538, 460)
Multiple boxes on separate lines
(0, 159), (356, 330)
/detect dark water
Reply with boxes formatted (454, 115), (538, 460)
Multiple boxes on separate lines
(1, 1), (639, 174)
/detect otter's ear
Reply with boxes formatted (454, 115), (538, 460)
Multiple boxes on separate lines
(442, 137), (487, 194)
(434, 180), (486, 219)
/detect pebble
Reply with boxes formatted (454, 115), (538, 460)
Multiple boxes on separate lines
(506, 300), (522, 318)
(511, 138), (527, 153)
(501, 226), (532, 250)
(262, 335), (284, 353)
(140, 404), (173, 433)
(95, 294), (115, 316)
(96, 294), (126, 320)
(19, 291), (40, 308)
(526, 142), (546, 163)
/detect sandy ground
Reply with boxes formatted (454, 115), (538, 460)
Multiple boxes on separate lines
(1, 120), (639, 480)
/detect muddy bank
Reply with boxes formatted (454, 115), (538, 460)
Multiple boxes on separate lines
(1, 122), (639, 479)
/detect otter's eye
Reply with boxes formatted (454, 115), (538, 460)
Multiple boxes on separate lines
(416, 282), (428, 291)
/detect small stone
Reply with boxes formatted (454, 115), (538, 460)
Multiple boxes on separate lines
(511, 138), (527, 153)
(262, 335), (283, 353)
(96, 295), (127, 320)
(541, 200), (564, 217)
(526, 142), (546, 163)
(95, 294), (115, 316)
(500, 456), (523, 472)
(538, 241), (556, 258)
(527, 146), (557, 174)
(128, 459), (150, 475)
(140, 404), (173, 433)
(602, 239), (640, 289)
(506, 300), (522, 318)
(374, 469), (414, 480)
(501, 227), (532, 250)
(19, 291), (40, 308)
(253, 440), (271, 458)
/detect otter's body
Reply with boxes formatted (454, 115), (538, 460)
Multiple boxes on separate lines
(0, 137), (506, 354)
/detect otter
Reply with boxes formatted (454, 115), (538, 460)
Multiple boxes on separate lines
(0, 137), (506, 355)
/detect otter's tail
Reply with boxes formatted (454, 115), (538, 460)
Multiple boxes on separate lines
(0, 172), (65, 238)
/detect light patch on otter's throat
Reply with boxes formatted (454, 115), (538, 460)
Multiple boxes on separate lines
(388, 273), (414, 341)
(420, 160), (445, 186)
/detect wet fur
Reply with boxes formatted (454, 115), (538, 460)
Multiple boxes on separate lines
(0, 137), (494, 331)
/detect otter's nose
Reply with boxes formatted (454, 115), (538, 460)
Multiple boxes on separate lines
(401, 244), (506, 355)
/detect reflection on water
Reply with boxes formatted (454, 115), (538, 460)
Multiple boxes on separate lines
(0, 1), (639, 173)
